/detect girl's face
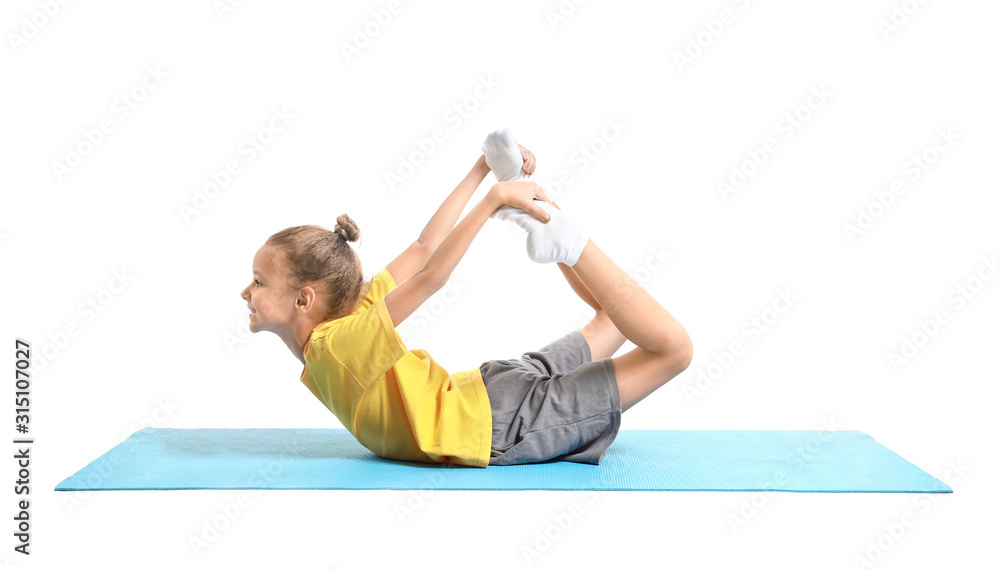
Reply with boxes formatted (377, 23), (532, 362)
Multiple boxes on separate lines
(240, 245), (299, 334)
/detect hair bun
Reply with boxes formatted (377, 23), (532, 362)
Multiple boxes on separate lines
(333, 214), (360, 243)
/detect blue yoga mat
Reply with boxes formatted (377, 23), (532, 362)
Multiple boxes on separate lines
(54, 428), (951, 492)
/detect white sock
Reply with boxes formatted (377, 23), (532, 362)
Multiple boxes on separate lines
(492, 201), (589, 265)
(482, 128), (530, 182)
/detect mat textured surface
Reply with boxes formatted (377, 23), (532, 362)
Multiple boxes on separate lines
(54, 428), (952, 492)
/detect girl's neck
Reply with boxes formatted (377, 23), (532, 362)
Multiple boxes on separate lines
(278, 317), (320, 366)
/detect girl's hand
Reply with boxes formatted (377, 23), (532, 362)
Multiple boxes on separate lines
(488, 181), (553, 222)
(518, 144), (536, 175)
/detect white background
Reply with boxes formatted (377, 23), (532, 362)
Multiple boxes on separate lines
(2, 0), (998, 568)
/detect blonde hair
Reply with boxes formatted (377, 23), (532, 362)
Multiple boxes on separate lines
(265, 214), (372, 322)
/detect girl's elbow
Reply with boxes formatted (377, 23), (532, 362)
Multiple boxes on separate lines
(416, 268), (447, 292)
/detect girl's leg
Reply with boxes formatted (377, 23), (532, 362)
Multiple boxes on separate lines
(556, 262), (628, 361)
(556, 261), (600, 312)
(480, 127), (685, 389)
(569, 240), (692, 412)
(579, 311), (629, 362)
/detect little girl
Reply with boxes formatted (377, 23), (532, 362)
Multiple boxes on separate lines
(241, 129), (693, 468)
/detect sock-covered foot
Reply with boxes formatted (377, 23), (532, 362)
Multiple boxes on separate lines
(493, 201), (589, 265)
(482, 128), (530, 182)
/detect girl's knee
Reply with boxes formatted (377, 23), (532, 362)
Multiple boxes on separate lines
(670, 333), (693, 372)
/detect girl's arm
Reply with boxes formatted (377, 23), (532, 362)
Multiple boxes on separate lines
(383, 181), (552, 328)
(384, 154), (491, 286)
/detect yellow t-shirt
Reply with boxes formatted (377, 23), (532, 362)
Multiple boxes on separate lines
(299, 267), (492, 468)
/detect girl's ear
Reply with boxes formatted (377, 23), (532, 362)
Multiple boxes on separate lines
(295, 286), (316, 312)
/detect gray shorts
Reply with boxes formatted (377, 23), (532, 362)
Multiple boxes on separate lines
(479, 330), (622, 466)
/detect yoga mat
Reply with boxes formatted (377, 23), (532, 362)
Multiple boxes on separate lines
(54, 428), (952, 493)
